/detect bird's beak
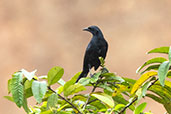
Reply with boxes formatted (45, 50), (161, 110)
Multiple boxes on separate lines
(83, 27), (89, 31)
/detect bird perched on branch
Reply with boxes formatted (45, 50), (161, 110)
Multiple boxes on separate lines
(76, 26), (108, 83)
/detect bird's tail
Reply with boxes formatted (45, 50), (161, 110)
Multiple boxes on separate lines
(76, 70), (89, 83)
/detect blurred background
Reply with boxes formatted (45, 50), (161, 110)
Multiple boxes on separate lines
(1, 0), (171, 113)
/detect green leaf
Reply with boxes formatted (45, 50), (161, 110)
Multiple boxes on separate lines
(78, 77), (91, 86)
(146, 94), (164, 104)
(90, 72), (101, 83)
(63, 72), (81, 96)
(134, 102), (147, 114)
(91, 92), (114, 108)
(85, 105), (97, 111)
(21, 69), (37, 81)
(89, 100), (107, 110)
(147, 47), (169, 54)
(131, 71), (157, 94)
(47, 93), (58, 109)
(164, 102), (171, 114)
(99, 57), (105, 67)
(167, 71), (171, 78)
(64, 83), (86, 97)
(164, 80), (171, 88)
(54, 111), (71, 114)
(58, 78), (65, 86)
(123, 78), (136, 84)
(148, 84), (171, 101)
(47, 66), (64, 86)
(113, 95), (135, 110)
(4, 96), (14, 102)
(102, 73), (125, 83)
(72, 94), (87, 102)
(56, 86), (63, 94)
(11, 72), (23, 108)
(39, 75), (47, 79)
(141, 82), (150, 97)
(99, 84), (114, 93)
(114, 104), (125, 111)
(24, 80), (33, 90)
(169, 46), (171, 64)
(135, 88), (142, 103)
(40, 110), (53, 114)
(57, 104), (69, 112)
(32, 81), (47, 104)
(136, 57), (167, 73)
(23, 96), (30, 113)
(8, 79), (12, 94)
(158, 61), (170, 86)
(24, 80), (33, 98)
(140, 64), (160, 74)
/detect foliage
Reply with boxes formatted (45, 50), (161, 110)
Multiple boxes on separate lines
(4, 47), (171, 114)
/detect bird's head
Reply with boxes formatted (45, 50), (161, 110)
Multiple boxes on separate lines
(83, 26), (103, 36)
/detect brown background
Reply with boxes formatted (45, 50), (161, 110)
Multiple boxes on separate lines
(1, 0), (171, 114)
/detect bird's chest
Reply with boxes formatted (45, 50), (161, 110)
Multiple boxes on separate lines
(94, 40), (104, 50)
(88, 40), (104, 54)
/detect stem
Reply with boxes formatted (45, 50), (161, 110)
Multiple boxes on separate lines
(87, 98), (98, 104)
(118, 97), (137, 114)
(48, 86), (82, 114)
(83, 84), (97, 110)
(118, 78), (158, 114)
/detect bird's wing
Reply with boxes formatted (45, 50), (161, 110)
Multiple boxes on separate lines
(83, 42), (99, 69)
(82, 43), (93, 70)
(99, 40), (108, 59)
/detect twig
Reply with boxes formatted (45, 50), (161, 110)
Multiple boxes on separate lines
(83, 85), (97, 110)
(148, 78), (158, 88)
(87, 98), (98, 104)
(48, 86), (82, 114)
(118, 97), (137, 114)
(118, 78), (159, 114)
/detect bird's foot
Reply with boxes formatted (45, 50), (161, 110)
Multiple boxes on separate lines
(90, 72), (93, 77)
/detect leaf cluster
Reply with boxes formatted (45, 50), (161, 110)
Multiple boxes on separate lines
(4, 47), (171, 114)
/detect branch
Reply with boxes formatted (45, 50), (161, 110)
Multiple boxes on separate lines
(83, 84), (97, 110)
(87, 98), (98, 104)
(48, 86), (82, 114)
(148, 78), (158, 88)
(118, 97), (137, 114)
(118, 78), (159, 114)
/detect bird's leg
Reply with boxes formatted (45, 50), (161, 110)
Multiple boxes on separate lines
(89, 68), (93, 77)
(88, 64), (93, 77)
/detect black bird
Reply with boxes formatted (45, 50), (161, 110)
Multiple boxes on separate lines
(76, 26), (108, 83)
